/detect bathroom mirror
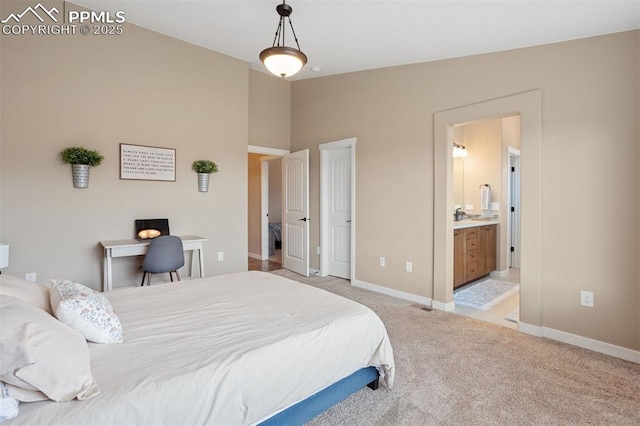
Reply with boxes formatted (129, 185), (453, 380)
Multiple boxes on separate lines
(453, 157), (464, 208)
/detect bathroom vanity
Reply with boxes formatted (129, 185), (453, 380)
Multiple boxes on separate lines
(453, 221), (498, 288)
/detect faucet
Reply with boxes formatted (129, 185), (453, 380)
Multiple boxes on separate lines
(454, 208), (466, 221)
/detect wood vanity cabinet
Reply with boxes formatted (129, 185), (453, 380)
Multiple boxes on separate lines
(453, 224), (497, 289)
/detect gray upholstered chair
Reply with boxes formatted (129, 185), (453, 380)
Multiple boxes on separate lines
(140, 235), (185, 286)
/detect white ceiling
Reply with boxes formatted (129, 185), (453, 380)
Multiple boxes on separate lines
(72, 1), (640, 80)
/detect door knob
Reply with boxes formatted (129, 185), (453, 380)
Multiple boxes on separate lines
(298, 218), (308, 222)
(346, 220), (352, 223)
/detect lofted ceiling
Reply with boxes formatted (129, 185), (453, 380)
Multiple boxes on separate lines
(72, 0), (640, 80)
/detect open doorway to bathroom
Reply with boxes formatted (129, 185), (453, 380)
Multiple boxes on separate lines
(450, 115), (521, 329)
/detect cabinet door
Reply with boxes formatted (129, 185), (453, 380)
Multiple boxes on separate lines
(453, 230), (466, 288)
(477, 230), (487, 277)
(484, 225), (497, 273)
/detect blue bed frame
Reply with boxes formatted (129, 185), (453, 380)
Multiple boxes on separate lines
(259, 367), (379, 425)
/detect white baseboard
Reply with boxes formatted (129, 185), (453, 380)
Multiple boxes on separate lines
(248, 252), (262, 260)
(519, 322), (640, 364)
(350, 279), (639, 364)
(351, 279), (433, 306)
(490, 269), (509, 278)
(433, 300), (456, 311)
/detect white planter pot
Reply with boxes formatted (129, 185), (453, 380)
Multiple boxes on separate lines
(72, 164), (90, 188)
(197, 173), (210, 192)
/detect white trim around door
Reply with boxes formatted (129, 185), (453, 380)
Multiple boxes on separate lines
(507, 147), (521, 269)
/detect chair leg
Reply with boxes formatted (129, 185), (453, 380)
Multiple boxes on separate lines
(169, 272), (174, 282)
(175, 270), (181, 282)
(140, 272), (146, 287)
(146, 273), (152, 286)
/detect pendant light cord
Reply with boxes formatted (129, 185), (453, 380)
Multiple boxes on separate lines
(269, 1), (302, 51)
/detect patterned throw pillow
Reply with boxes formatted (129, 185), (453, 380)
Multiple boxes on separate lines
(50, 280), (123, 344)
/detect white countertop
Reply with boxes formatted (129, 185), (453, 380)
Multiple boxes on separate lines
(453, 218), (500, 229)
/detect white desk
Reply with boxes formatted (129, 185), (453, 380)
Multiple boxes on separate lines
(100, 235), (207, 292)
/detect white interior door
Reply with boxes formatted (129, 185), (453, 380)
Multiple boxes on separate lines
(327, 148), (351, 279)
(282, 149), (309, 276)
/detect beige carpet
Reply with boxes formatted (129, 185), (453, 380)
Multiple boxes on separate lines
(269, 270), (640, 426)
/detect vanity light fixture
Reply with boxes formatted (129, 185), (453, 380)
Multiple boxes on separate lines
(453, 143), (468, 158)
(260, 0), (307, 78)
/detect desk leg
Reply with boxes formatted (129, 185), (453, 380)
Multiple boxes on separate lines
(198, 248), (205, 278)
(190, 249), (196, 279)
(104, 249), (113, 292)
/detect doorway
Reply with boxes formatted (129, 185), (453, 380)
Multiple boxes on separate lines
(433, 90), (543, 332)
(450, 117), (521, 329)
(247, 146), (289, 272)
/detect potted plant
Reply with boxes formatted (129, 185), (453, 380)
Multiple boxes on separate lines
(60, 146), (104, 188)
(192, 160), (219, 192)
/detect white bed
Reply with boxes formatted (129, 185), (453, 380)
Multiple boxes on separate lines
(8, 271), (394, 425)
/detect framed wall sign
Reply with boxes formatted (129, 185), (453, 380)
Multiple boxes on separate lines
(120, 143), (176, 181)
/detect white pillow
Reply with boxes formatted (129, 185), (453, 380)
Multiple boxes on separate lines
(50, 280), (123, 344)
(0, 275), (52, 314)
(0, 295), (100, 402)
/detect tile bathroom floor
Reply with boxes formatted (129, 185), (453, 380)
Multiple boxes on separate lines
(452, 268), (520, 330)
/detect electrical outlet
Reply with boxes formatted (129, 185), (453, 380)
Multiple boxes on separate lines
(217, 252), (224, 261)
(379, 257), (386, 267)
(316, 246), (321, 255)
(580, 290), (594, 307)
(405, 261), (413, 272)
(465, 204), (474, 210)
(25, 272), (36, 282)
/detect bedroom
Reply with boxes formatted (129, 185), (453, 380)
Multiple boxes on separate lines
(0, 0), (639, 423)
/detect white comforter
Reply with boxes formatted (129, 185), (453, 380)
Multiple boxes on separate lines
(15, 271), (394, 425)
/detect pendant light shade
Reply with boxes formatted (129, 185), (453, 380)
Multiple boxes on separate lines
(260, 1), (307, 78)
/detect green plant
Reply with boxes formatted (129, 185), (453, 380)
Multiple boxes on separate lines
(60, 147), (104, 167)
(192, 160), (219, 174)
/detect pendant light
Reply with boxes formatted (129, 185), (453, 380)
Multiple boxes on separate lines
(260, 1), (307, 78)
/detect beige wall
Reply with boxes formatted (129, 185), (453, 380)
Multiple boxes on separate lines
(292, 31), (639, 350)
(460, 119), (502, 215)
(502, 115), (521, 150)
(0, 1), (249, 289)
(249, 70), (291, 150)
